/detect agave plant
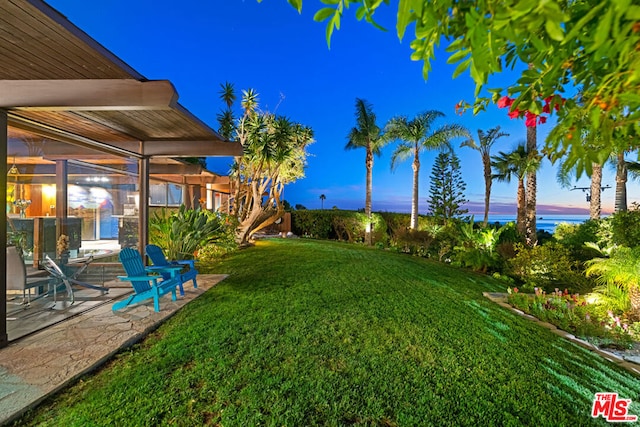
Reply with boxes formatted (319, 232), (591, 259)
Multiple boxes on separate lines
(149, 205), (226, 260)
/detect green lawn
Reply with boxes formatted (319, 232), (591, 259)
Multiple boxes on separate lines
(15, 239), (640, 426)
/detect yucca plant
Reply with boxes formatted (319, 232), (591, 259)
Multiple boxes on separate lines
(149, 205), (226, 260)
(585, 246), (640, 321)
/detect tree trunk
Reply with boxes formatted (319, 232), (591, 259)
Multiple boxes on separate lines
(525, 125), (537, 246)
(482, 152), (491, 227)
(410, 145), (420, 230)
(365, 144), (373, 245)
(590, 162), (602, 220)
(517, 179), (527, 238)
(615, 152), (627, 212)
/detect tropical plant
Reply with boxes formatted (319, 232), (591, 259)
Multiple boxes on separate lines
(346, 98), (384, 245)
(491, 143), (541, 241)
(148, 205), (228, 260)
(384, 111), (469, 229)
(460, 126), (509, 226)
(217, 84), (314, 245)
(452, 220), (504, 272)
(585, 246), (640, 321)
(427, 150), (468, 224)
(319, 194), (326, 210)
(290, 0), (640, 173)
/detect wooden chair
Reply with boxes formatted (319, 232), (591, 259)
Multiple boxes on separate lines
(145, 244), (198, 296)
(113, 248), (182, 312)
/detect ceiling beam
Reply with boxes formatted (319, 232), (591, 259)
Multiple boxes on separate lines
(0, 79), (178, 110)
(142, 140), (243, 157)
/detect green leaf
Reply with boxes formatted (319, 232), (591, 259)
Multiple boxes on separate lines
(355, 5), (366, 21)
(397, 0), (413, 41)
(592, 7), (613, 51)
(563, 2), (607, 43)
(452, 58), (471, 79)
(287, 0), (302, 13)
(320, 0), (340, 4)
(544, 19), (564, 42)
(314, 7), (335, 22)
(626, 5), (640, 20)
(447, 48), (469, 64)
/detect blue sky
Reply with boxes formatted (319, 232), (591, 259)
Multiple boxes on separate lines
(48, 0), (637, 216)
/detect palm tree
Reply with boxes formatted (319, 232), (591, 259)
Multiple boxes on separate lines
(492, 143), (542, 239)
(525, 125), (538, 246)
(346, 98), (384, 245)
(384, 111), (469, 230)
(319, 194), (326, 210)
(460, 126), (509, 226)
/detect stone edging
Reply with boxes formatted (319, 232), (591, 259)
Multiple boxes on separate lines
(483, 292), (640, 378)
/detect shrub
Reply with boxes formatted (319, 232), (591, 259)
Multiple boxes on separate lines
(553, 219), (607, 262)
(291, 210), (387, 244)
(507, 242), (594, 293)
(390, 229), (435, 256)
(610, 209), (640, 247)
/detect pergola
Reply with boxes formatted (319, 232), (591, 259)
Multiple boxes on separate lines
(1, 0), (243, 347)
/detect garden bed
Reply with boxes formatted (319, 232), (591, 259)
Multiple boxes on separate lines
(484, 292), (640, 376)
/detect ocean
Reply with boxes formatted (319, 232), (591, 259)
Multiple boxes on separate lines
(485, 214), (592, 234)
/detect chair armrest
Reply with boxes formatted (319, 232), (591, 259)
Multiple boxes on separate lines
(146, 266), (183, 273)
(173, 260), (195, 268)
(117, 275), (161, 283)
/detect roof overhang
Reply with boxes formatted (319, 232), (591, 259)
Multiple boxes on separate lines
(0, 1), (243, 160)
(0, 79), (179, 111)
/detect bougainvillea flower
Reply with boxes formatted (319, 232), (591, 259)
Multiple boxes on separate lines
(507, 109), (521, 119)
(525, 111), (538, 127)
(497, 96), (514, 108)
(538, 116), (547, 124)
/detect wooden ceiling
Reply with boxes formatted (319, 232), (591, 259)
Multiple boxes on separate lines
(0, 0), (242, 158)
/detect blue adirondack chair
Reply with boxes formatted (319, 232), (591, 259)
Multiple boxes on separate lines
(145, 244), (198, 296)
(113, 248), (182, 312)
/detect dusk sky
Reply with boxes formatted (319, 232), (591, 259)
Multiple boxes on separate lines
(47, 0), (638, 216)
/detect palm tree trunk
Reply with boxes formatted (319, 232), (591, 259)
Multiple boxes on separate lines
(410, 146), (420, 230)
(615, 152), (627, 212)
(517, 179), (527, 238)
(525, 125), (537, 246)
(365, 145), (373, 245)
(590, 162), (603, 220)
(629, 286), (640, 322)
(482, 153), (491, 226)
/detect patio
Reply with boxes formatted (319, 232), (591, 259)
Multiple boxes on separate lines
(0, 274), (227, 426)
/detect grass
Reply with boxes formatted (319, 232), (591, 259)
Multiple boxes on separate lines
(14, 239), (640, 426)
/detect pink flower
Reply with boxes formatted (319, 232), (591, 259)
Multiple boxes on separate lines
(525, 112), (538, 127)
(513, 287), (519, 293)
(497, 96), (514, 108)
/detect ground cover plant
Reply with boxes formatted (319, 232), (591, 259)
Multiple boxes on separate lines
(13, 239), (640, 426)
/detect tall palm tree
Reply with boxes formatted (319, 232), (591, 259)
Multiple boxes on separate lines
(319, 194), (326, 210)
(460, 126), (509, 226)
(346, 98), (384, 245)
(384, 111), (469, 230)
(492, 143), (542, 239)
(525, 125), (538, 246)
(614, 151), (628, 212)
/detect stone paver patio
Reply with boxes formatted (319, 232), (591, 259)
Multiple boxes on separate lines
(0, 274), (227, 426)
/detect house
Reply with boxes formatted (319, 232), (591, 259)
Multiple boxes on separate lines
(1, 0), (242, 348)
